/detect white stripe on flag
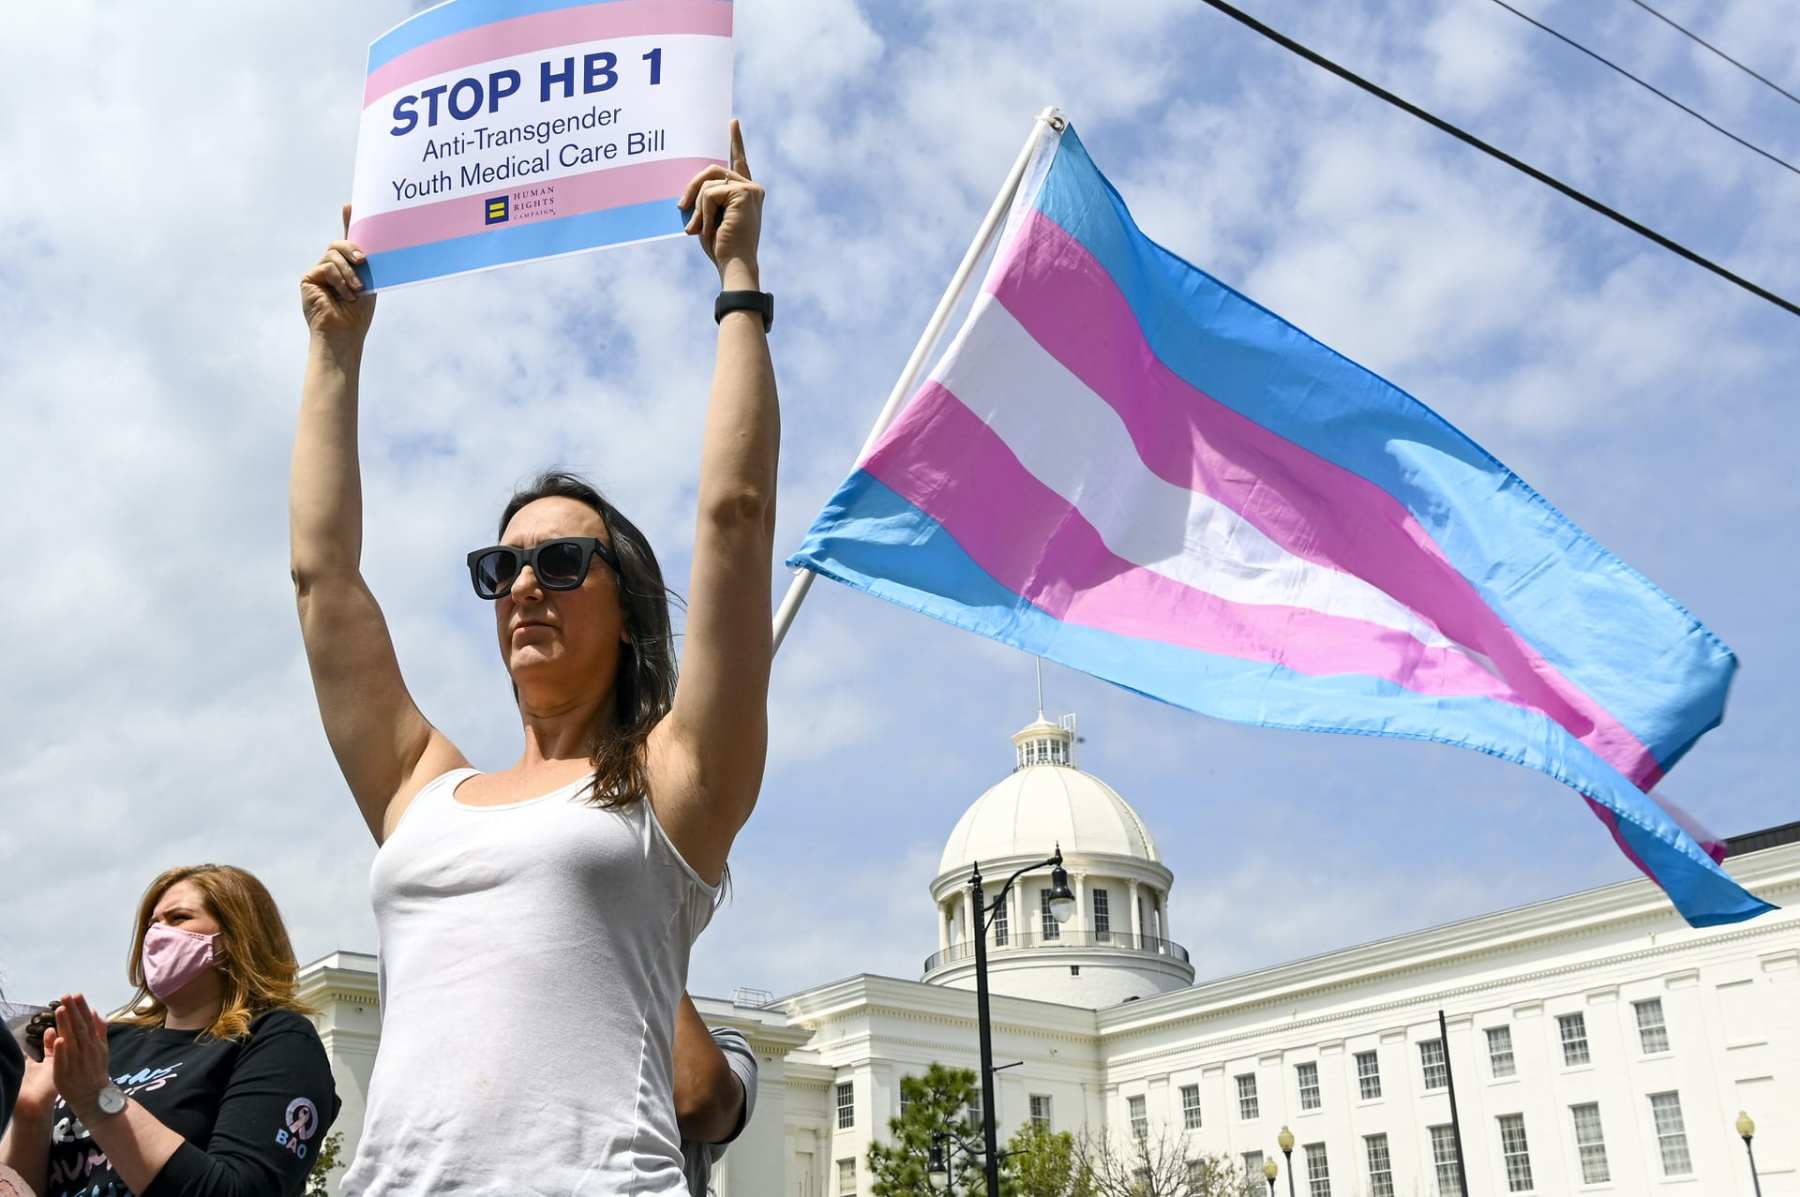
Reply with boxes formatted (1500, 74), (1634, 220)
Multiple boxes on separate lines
(930, 294), (1499, 673)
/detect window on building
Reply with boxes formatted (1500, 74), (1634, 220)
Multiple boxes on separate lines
(1092, 888), (1111, 941)
(1570, 1102), (1609, 1184)
(1355, 1050), (1382, 1100)
(1242, 1152), (1264, 1189)
(1364, 1134), (1394, 1197)
(1634, 998), (1670, 1054)
(1649, 1091), (1692, 1176)
(837, 1157), (856, 1194)
(1039, 889), (1061, 941)
(1128, 1095), (1148, 1141)
(836, 1082), (854, 1130)
(1429, 1125), (1463, 1197)
(1419, 1038), (1448, 1091)
(1296, 1061), (1322, 1111)
(900, 1083), (912, 1120)
(1485, 1026), (1515, 1078)
(1236, 1073), (1259, 1121)
(1186, 1159), (1205, 1187)
(994, 892), (1008, 947)
(1030, 1094), (1052, 1129)
(968, 1088), (983, 1128)
(1180, 1083), (1202, 1130)
(1304, 1143), (1331, 1197)
(1497, 1114), (1533, 1192)
(1131, 1167), (1151, 1187)
(1557, 1013), (1590, 1066)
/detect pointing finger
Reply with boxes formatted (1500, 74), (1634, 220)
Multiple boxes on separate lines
(730, 119), (750, 181)
(340, 203), (353, 238)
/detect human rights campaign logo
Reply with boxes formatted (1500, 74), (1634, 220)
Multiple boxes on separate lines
(484, 195), (510, 225)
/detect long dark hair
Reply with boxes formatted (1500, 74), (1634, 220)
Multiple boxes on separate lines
(499, 471), (677, 808)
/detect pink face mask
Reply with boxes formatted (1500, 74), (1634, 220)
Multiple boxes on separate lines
(142, 922), (219, 1001)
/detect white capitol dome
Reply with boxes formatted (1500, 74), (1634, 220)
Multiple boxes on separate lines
(937, 718), (1161, 875)
(925, 713), (1195, 1006)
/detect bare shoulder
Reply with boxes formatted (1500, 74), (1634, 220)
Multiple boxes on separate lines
(376, 729), (471, 843)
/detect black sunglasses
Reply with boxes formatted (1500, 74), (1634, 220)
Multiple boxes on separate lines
(466, 537), (620, 599)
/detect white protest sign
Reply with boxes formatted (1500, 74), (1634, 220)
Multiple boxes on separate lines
(349, 0), (733, 289)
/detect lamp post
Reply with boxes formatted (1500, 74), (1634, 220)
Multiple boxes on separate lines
(970, 847), (1076, 1196)
(1737, 1111), (1763, 1197)
(1263, 1158), (1279, 1196)
(1277, 1126), (1296, 1197)
(929, 1131), (954, 1195)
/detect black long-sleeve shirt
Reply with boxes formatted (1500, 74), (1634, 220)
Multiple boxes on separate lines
(0, 1020), (22, 1136)
(43, 1009), (338, 1197)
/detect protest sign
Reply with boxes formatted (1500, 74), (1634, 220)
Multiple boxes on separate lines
(349, 0), (733, 290)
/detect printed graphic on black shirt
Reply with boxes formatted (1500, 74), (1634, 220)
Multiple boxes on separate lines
(275, 1096), (320, 1159)
(42, 1012), (339, 1197)
(48, 1060), (188, 1196)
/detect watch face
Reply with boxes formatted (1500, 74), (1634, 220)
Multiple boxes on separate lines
(98, 1086), (128, 1115)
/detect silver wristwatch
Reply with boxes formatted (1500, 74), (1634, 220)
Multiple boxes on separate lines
(95, 1084), (128, 1117)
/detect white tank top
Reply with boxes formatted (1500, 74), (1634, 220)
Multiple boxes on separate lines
(342, 768), (718, 1196)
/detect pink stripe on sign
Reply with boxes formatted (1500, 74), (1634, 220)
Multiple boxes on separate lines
(973, 210), (1662, 790)
(364, 0), (733, 107)
(865, 383), (1526, 704)
(348, 156), (713, 254)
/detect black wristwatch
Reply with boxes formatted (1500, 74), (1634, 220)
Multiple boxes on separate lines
(715, 290), (774, 332)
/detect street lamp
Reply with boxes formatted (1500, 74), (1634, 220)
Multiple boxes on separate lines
(1277, 1126), (1296, 1197)
(1737, 1111), (1762, 1197)
(1263, 1158), (1279, 1196)
(969, 846), (1076, 1196)
(928, 1132), (952, 1194)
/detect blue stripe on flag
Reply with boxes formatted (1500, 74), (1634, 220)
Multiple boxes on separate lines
(368, 0), (630, 73)
(361, 197), (684, 289)
(1029, 129), (1734, 775)
(790, 471), (1773, 927)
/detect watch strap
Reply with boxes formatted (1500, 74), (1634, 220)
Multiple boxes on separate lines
(714, 290), (773, 332)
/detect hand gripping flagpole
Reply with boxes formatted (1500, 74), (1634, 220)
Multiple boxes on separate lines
(769, 106), (1067, 655)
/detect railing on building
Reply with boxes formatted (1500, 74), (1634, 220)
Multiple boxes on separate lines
(922, 930), (1191, 975)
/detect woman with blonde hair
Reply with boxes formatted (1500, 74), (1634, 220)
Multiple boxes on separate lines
(0, 865), (339, 1197)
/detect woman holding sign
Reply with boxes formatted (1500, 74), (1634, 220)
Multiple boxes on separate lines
(291, 122), (776, 1194)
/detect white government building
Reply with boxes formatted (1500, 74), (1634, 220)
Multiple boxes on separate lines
(301, 714), (1800, 1196)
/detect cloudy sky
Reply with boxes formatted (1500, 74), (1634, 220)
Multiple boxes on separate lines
(2, 0), (1796, 1012)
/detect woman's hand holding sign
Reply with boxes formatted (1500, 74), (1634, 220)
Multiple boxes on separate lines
(682, 120), (763, 289)
(300, 204), (376, 350)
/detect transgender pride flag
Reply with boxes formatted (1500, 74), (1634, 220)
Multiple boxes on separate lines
(791, 125), (1773, 928)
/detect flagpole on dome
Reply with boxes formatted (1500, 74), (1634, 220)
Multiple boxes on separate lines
(769, 105), (1069, 654)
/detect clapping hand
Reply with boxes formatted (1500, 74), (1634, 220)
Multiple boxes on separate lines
(42, 994), (113, 1122)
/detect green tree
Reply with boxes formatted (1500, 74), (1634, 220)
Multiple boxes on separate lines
(306, 1130), (345, 1197)
(868, 1063), (989, 1195)
(1004, 1120), (1092, 1197)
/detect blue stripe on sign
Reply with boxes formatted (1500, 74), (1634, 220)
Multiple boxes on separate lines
(361, 196), (683, 289)
(368, 0), (628, 73)
(789, 470), (1772, 928)
(1027, 127), (1735, 772)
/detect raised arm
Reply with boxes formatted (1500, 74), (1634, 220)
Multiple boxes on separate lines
(649, 122), (778, 883)
(292, 207), (464, 841)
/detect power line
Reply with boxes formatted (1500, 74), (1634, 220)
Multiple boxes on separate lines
(1191, 0), (1800, 320)
(1485, 0), (1799, 179)
(1623, 0), (1800, 109)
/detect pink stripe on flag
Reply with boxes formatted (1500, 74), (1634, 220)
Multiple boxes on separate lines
(348, 156), (713, 254)
(866, 383), (1532, 703)
(978, 209), (1663, 790)
(365, 0), (733, 106)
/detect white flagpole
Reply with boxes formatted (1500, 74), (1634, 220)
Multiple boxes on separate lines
(770, 106), (1067, 655)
